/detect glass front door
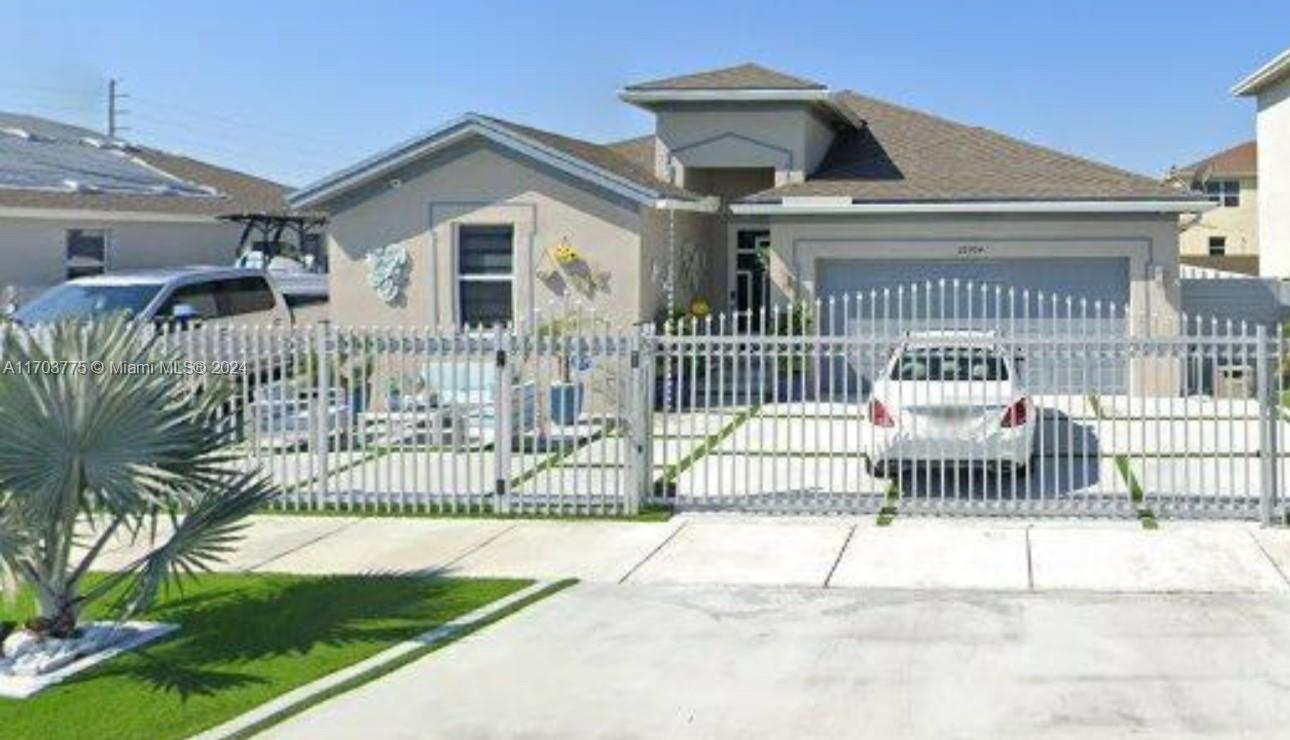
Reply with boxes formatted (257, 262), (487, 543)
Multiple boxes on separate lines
(732, 230), (770, 332)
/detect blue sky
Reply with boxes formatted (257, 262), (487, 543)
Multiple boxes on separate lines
(2, 1), (1286, 188)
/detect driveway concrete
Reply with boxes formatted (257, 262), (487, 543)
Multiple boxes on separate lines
(829, 519), (1030, 590)
(263, 582), (1290, 740)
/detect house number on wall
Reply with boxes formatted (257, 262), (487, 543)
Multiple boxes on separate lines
(956, 245), (988, 257)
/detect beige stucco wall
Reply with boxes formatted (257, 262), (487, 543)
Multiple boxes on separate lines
(1256, 76), (1290, 277)
(652, 103), (837, 187)
(0, 215), (240, 302)
(639, 207), (714, 320)
(1179, 176), (1258, 258)
(322, 140), (648, 328)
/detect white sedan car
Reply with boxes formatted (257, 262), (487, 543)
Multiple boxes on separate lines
(865, 333), (1035, 477)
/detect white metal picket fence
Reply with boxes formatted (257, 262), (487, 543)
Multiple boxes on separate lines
(165, 280), (1288, 523)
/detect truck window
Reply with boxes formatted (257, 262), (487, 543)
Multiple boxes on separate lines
(159, 283), (220, 319)
(219, 277), (276, 316)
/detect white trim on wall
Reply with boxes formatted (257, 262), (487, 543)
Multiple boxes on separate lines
(730, 199), (1215, 216)
(429, 201), (537, 328)
(291, 115), (702, 210)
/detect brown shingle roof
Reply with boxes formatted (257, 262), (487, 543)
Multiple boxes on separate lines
(0, 113), (289, 216)
(744, 91), (1199, 203)
(603, 134), (656, 173)
(1173, 141), (1257, 182)
(480, 117), (697, 200)
(625, 63), (825, 91)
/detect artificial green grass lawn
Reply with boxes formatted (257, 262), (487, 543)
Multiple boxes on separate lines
(0, 572), (530, 740)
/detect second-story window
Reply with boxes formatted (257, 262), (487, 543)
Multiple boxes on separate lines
(1202, 180), (1240, 208)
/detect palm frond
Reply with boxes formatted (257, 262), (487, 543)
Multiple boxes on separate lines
(112, 470), (279, 618)
(0, 316), (282, 626)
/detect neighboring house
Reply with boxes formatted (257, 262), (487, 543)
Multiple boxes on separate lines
(1167, 141), (1259, 275)
(0, 112), (289, 302)
(1234, 48), (1290, 278)
(289, 63), (1209, 337)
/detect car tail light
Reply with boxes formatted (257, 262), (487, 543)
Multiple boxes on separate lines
(1001, 398), (1029, 428)
(869, 398), (895, 428)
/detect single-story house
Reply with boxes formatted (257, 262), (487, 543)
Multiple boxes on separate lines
(0, 112), (290, 302)
(1234, 48), (1290, 278)
(289, 63), (1210, 337)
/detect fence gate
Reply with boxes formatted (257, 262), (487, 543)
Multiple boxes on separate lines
(646, 281), (1285, 521)
(168, 279), (1286, 523)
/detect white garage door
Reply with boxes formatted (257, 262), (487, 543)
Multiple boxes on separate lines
(816, 257), (1131, 392)
(817, 258), (1130, 324)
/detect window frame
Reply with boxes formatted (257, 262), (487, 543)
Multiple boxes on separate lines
(65, 228), (110, 280)
(1208, 236), (1227, 256)
(1201, 180), (1240, 208)
(455, 224), (515, 327)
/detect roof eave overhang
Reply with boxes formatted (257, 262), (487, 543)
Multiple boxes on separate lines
(1233, 49), (1290, 96)
(288, 115), (690, 210)
(655, 196), (721, 213)
(730, 197), (1216, 216)
(619, 88), (862, 129)
(0, 205), (223, 223)
(619, 88), (831, 104)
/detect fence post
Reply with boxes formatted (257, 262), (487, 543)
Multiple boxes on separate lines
(626, 324), (655, 514)
(493, 325), (512, 515)
(313, 321), (330, 509)
(1257, 324), (1280, 525)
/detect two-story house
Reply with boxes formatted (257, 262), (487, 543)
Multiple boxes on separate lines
(1168, 141), (1259, 275)
(1235, 49), (1290, 278)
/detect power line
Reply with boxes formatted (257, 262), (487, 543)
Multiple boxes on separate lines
(128, 94), (355, 150)
(0, 80), (99, 98)
(127, 109), (344, 158)
(127, 120), (334, 171)
(128, 118), (343, 171)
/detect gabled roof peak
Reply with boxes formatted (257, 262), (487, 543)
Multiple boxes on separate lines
(624, 63), (825, 92)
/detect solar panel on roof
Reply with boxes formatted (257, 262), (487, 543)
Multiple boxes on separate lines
(0, 112), (216, 197)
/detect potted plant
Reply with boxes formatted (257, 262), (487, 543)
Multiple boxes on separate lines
(654, 300), (712, 410)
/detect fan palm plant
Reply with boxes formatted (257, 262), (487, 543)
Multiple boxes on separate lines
(0, 317), (278, 637)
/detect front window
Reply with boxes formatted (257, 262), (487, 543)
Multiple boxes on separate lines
(13, 282), (160, 324)
(891, 346), (1010, 382)
(66, 229), (108, 279)
(457, 225), (513, 326)
(1208, 236), (1227, 256)
(1201, 180), (1240, 208)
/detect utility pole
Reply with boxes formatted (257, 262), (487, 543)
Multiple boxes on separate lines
(107, 78), (128, 138)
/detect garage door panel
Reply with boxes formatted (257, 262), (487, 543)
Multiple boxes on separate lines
(816, 257), (1131, 394)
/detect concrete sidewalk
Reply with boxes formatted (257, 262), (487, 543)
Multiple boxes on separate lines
(91, 513), (1290, 593)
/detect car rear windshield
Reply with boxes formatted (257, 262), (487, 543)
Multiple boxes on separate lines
(891, 346), (1010, 381)
(13, 283), (162, 324)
